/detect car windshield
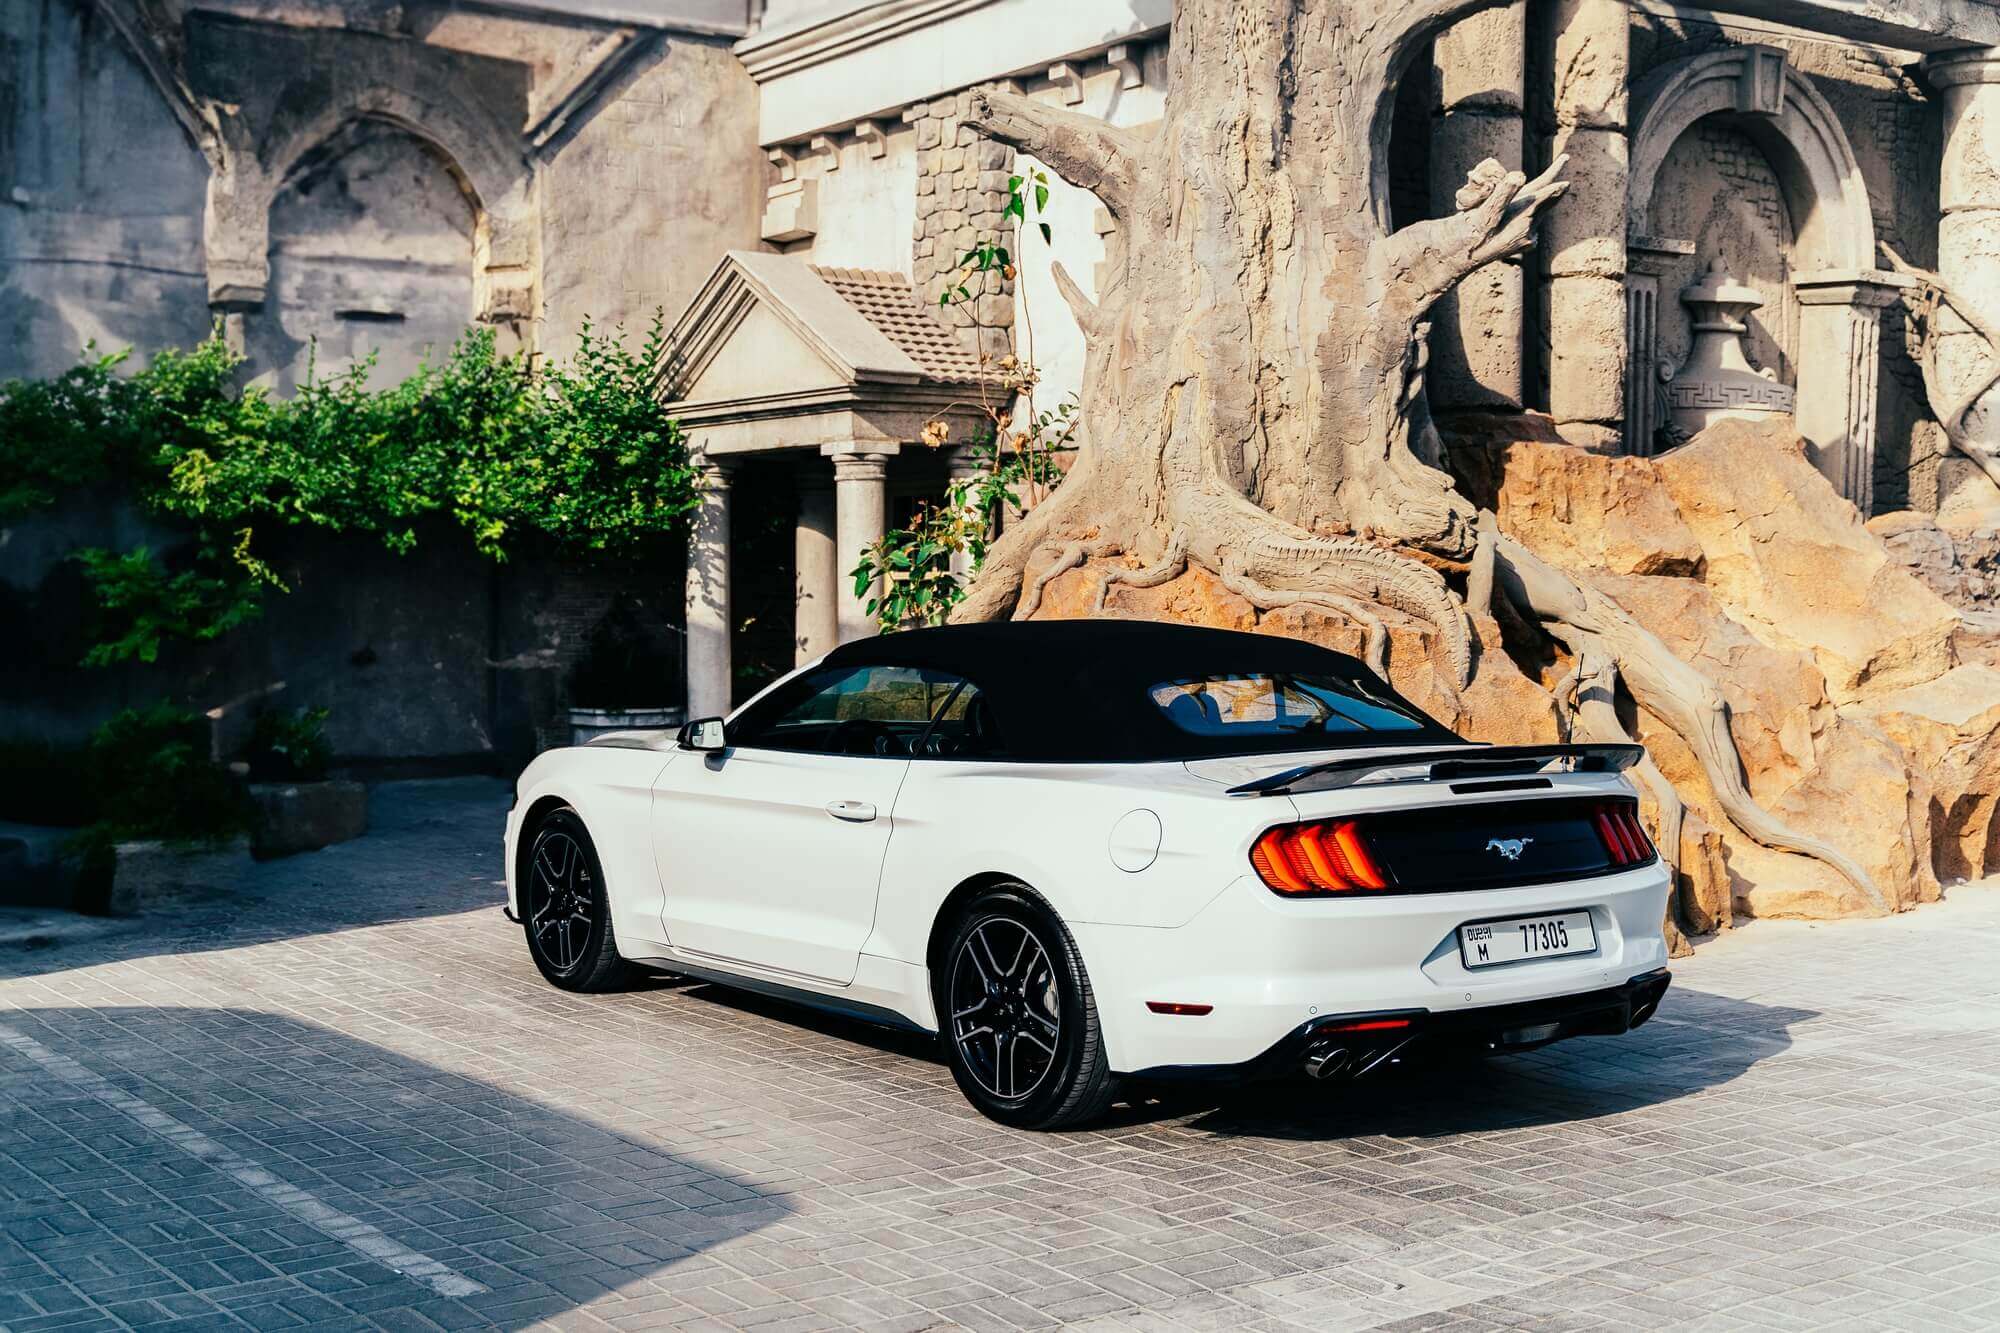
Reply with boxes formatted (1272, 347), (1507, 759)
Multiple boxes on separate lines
(1148, 673), (1434, 745)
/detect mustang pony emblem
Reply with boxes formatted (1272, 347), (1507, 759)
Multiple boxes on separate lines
(1485, 837), (1533, 861)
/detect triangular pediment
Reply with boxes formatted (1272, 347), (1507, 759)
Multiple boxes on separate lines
(658, 251), (928, 406)
(681, 301), (851, 403)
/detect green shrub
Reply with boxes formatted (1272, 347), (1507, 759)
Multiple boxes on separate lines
(0, 707), (251, 847)
(82, 704), (251, 846)
(0, 318), (700, 665)
(245, 706), (333, 783)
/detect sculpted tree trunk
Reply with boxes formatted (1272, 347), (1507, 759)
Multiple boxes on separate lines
(951, 0), (1883, 905)
(952, 0), (1569, 687)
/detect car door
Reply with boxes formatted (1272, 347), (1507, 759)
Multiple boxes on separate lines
(650, 663), (964, 985)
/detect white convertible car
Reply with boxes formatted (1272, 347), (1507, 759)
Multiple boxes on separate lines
(506, 620), (1672, 1129)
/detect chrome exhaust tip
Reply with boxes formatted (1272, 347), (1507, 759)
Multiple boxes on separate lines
(1302, 1041), (1351, 1080)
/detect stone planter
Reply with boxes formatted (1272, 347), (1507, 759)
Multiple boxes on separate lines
(0, 822), (91, 910)
(567, 706), (685, 747)
(110, 837), (253, 915)
(249, 780), (369, 860)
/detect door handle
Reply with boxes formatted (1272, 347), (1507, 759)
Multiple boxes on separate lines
(825, 800), (877, 823)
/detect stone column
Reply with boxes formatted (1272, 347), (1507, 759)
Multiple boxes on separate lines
(1432, 3), (1527, 410)
(683, 456), (734, 720)
(794, 469), (839, 666)
(1795, 273), (1910, 516)
(829, 450), (891, 643)
(1625, 238), (1697, 457)
(1544, 0), (1630, 451)
(1925, 50), (2000, 464)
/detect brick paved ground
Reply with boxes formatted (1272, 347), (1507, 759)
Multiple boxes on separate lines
(2, 778), (1997, 1332)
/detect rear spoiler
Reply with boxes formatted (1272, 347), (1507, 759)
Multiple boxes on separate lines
(1226, 743), (1646, 798)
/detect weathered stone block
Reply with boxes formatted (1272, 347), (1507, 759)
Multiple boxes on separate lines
(1548, 273), (1628, 421)
(249, 781), (369, 860)
(0, 823), (89, 910)
(974, 293), (1012, 325)
(1551, 0), (1629, 130)
(914, 119), (941, 151)
(1543, 128), (1628, 279)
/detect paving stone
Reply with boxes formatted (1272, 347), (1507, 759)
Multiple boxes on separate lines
(0, 778), (1996, 1328)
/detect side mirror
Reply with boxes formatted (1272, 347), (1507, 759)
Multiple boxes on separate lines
(679, 716), (728, 753)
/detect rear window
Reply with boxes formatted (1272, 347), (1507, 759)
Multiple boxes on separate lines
(1149, 673), (1434, 743)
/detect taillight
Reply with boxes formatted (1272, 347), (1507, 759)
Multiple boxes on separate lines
(1594, 802), (1655, 866)
(1250, 819), (1389, 896)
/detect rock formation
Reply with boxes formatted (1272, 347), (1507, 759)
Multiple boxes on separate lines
(945, 0), (2000, 942)
(1033, 417), (1999, 939)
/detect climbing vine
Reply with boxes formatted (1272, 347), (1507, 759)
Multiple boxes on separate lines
(852, 168), (1078, 629)
(0, 317), (699, 665)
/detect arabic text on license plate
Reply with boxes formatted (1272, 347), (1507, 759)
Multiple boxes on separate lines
(1458, 911), (1596, 969)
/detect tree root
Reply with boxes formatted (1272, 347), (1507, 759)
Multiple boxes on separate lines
(1094, 529), (1190, 613)
(1216, 522), (1472, 687)
(1558, 653), (1686, 876)
(1017, 538), (1122, 620)
(1489, 525), (1888, 912)
(948, 465), (1101, 624)
(1218, 565), (1393, 681)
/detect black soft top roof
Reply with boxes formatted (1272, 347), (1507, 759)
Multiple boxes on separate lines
(816, 620), (1459, 762)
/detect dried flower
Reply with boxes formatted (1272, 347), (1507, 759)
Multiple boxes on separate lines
(998, 354), (1019, 371)
(921, 419), (951, 448)
(1002, 264), (1018, 281)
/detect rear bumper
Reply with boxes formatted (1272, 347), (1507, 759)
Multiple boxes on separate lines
(1127, 968), (1672, 1081)
(1071, 863), (1674, 1075)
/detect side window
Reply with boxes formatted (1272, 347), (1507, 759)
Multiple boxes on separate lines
(731, 665), (963, 757)
(917, 682), (1007, 759)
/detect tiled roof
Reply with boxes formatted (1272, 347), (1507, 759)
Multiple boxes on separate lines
(810, 265), (998, 385)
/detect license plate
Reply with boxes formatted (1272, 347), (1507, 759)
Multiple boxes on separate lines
(1459, 911), (1597, 969)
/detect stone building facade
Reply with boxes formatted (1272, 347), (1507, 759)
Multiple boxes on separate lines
(9, 0), (2000, 748)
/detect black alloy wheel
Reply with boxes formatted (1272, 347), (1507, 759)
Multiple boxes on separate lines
(950, 915), (1062, 1101)
(521, 808), (632, 992)
(938, 886), (1118, 1130)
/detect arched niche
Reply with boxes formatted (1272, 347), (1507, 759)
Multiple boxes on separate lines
(189, 18), (537, 335)
(252, 118), (479, 392)
(1623, 45), (1905, 512)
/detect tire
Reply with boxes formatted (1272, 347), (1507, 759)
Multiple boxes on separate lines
(936, 886), (1119, 1130)
(520, 808), (634, 993)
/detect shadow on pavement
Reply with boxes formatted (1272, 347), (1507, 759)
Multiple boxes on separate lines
(1129, 987), (1816, 1139)
(0, 1004), (789, 1328)
(0, 778), (515, 981)
(660, 972), (1812, 1143)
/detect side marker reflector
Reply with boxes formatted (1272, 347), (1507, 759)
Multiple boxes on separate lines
(1145, 1002), (1214, 1016)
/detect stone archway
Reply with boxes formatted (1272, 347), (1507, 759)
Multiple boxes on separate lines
(1624, 44), (1905, 511)
(187, 17), (538, 337)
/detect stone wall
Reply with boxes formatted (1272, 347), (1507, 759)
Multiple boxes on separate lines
(907, 91), (1017, 362)
(0, 0), (759, 763)
(0, 492), (682, 765)
(0, 0), (212, 380)
(538, 34), (765, 362)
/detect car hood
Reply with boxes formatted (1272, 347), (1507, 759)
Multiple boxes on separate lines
(583, 728), (679, 752)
